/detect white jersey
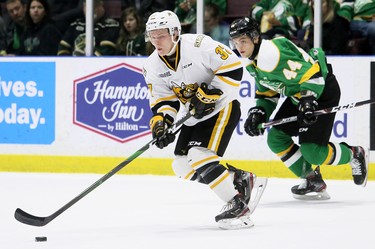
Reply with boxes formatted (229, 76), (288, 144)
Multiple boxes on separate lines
(143, 34), (243, 126)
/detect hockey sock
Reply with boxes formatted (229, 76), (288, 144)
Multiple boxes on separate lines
(277, 143), (313, 177)
(267, 128), (312, 177)
(189, 172), (206, 184)
(324, 142), (352, 165)
(196, 162), (238, 202)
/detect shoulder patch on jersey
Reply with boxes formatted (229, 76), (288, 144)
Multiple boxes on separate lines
(257, 40), (280, 72)
(194, 35), (205, 47)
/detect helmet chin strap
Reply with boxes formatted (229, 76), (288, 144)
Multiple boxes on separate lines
(165, 35), (180, 56)
(249, 38), (261, 60)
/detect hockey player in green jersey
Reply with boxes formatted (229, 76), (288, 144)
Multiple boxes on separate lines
(229, 17), (369, 200)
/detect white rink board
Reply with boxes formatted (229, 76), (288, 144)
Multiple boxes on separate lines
(0, 56), (373, 162)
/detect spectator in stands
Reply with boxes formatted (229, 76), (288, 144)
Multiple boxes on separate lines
(58, 0), (119, 56)
(47, 0), (83, 34)
(204, 2), (229, 46)
(0, 5), (7, 54)
(339, 0), (375, 54)
(174, 0), (227, 33)
(3, 0), (26, 55)
(19, 0), (61, 55)
(116, 6), (146, 56)
(250, 0), (310, 39)
(121, 0), (168, 22)
(296, 0), (350, 55)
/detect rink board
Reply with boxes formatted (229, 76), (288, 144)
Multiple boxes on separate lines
(0, 56), (374, 180)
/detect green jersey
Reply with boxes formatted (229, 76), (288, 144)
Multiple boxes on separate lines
(338, 0), (375, 21)
(251, 0), (311, 36)
(246, 37), (328, 118)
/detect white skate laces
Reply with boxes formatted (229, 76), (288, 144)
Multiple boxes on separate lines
(297, 179), (308, 189)
(349, 145), (369, 187)
(351, 158), (362, 175)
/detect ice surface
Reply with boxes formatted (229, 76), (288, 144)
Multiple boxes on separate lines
(1, 173), (374, 249)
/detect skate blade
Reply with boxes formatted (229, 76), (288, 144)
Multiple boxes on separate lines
(361, 147), (370, 188)
(217, 215), (254, 230)
(249, 178), (268, 214)
(293, 189), (331, 201)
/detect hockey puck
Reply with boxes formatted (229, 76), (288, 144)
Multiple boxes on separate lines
(35, 236), (47, 242)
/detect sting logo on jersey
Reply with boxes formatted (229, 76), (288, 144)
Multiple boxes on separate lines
(171, 81), (199, 104)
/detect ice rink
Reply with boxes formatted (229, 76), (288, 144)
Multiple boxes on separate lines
(1, 172), (374, 249)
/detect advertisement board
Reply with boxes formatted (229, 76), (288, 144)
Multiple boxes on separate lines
(0, 62), (55, 144)
(0, 56), (373, 177)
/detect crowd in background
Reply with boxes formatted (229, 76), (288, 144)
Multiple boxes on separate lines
(0, 0), (374, 56)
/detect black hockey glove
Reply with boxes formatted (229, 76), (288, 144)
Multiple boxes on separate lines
(244, 106), (266, 136)
(150, 113), (175, 149)
(297, 96), (318, 126)
(190, 83), (223, 119)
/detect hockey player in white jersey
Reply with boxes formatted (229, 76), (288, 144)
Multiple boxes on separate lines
(143, 10), (264, 229)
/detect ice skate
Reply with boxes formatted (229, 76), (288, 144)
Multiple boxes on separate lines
(227, 164), (256, 204)
(227, 164), (268, 214)
(215, 194), (253, 230)
(248, 177), (267, 214)
(291, 166), (330, 200)
(341, 143), (369, 187)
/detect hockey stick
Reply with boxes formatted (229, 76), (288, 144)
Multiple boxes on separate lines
(259, 99), (375, 129)
(14, 112), (193, 227)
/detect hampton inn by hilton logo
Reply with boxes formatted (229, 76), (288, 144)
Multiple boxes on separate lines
(73, 63), (152, 143)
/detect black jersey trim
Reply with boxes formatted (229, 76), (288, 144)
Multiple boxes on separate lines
(151, 100), (180, 115)
(216, 67), (243, 81)
(159, 42), (181, 71)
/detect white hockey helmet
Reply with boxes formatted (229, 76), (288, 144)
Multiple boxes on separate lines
(145, 10), (181, 42)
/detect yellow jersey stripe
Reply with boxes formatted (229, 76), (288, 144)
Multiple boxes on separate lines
(208, 110), (225, 151)
(214, 103), (231, 151)
(256, 89), (278, 97)
(299, 63), (320, 84)
(184, 169), (196, 180)
(161, 56), (175, 71)
(277, 143), (294, 157)
(217, 75), (240, 87)
(160, 43), (180, 71)
(214, 61), (242, 73)
(322, 143), (334, 165)
(157, 106), (178, 114)
(210, 171), (230, 189)
(191, 155), (220, 169)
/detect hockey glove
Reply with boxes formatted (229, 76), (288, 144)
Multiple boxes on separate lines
(150, 113), (175, 149)
(190, 83), (223, 119)
(244, 106), (266, 136)
(297, 96), (318, 126)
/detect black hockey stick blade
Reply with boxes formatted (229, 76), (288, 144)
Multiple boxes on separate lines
(14, 140), (154, 226)
(259, 99), (375, 129)
(14, 112), (192, 227)
(15, 208), (51, 227)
